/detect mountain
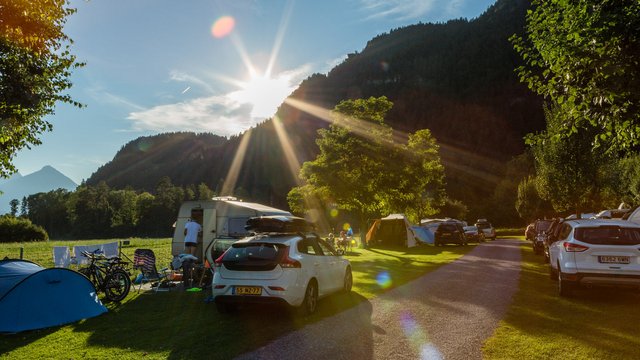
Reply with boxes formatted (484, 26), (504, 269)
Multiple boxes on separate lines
(87, 0), (543, 217)
(0, 166), (78, 214)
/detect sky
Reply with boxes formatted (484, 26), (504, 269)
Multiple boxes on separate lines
(13, 0), (497, 184)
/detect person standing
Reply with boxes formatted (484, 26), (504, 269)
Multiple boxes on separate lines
(183, 218), (202, 256)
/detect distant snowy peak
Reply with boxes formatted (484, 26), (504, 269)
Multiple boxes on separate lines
(0, 166), (77, 214)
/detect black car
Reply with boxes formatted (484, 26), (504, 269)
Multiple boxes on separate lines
(533, 219), (553, 255)
(435, 222), (467, 246)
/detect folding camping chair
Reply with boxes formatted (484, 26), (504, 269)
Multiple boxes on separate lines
(133, 249), (170, 293)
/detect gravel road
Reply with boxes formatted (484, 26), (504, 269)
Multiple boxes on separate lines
(235, 239), (522, 360)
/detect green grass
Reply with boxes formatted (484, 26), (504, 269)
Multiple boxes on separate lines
(483, 242), (640, 359)
(0, 238), (173, 268)
(0, 240), (474, 359)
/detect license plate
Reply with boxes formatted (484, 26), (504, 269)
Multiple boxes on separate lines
(234, 286), (262, 295)
(598, 256), (630, 264)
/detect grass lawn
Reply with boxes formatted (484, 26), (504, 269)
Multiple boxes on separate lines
(483, 241), (640, 359)
(0, 239), (474, 359)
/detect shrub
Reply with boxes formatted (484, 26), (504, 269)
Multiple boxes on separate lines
(0, 216), (48, 243)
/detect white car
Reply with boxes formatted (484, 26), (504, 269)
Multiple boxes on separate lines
(212, 230), (352, 315)
(548, 219), (640, 296)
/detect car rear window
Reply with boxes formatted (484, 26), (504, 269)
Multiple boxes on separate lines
(222, 243), (286, 271)
(574, 226), (640, 245)
(536, 221), (553, 232)
(476, 223), (491, 229)
(438, 224), (457, 231)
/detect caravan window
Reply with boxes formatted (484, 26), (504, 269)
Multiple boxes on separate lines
(228, 217), (250, 237)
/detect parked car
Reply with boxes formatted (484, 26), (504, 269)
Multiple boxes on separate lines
(533, 219), (554, 255)
(463, 225), (485, 243)
(594, 209), (630, 219)
(211, 216), (352, 315)
(548, 219), (640, 297)
(542, 218), (565, 263)
(435, 222), (467, 246)
(475, 219), (496, 240)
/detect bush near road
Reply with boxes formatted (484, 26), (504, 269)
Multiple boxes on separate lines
(484, 242), (640, 359)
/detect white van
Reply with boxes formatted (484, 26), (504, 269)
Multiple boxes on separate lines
(171, 197), (291, 265)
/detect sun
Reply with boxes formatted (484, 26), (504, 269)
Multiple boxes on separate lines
(230, 73), (295, 119)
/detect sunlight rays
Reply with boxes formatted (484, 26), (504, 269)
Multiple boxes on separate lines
(221, 129), (252, 196)
(266, 0), (295, 78)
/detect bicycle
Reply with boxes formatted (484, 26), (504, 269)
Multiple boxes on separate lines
(78, 250), (132, 302)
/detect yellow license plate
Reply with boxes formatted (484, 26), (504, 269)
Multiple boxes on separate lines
(235, 286), (262, 295)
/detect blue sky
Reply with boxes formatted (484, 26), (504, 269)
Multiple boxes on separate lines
(14, 0), (497, 184)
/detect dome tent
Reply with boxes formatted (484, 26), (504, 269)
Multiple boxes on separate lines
(0, 259), (107, 333)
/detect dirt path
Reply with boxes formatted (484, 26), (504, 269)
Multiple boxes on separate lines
(235, 239), (522, 360)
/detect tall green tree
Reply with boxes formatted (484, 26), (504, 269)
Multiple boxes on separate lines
(512, 0), (640, 151)
(516, 176), (552, 222)
(290, 96), (446, 229)
(291, 97), (395, 230)
(0, 0), (83, 177)
(9, 199), (19, 217)
(531, 106), (614, 216)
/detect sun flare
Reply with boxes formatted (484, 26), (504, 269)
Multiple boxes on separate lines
(230, 73), (295, 119)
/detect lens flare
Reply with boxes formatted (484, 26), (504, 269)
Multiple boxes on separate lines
(376, 271), (392, 289)
(212, 16), (235, 38)
(342, 223), (351, 231)
(330, 209), (339, 217)
(381, 61), (390, 72)
(137, 139), (152, 152)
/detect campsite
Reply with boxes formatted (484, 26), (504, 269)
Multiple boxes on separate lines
(0, 237), (472, 359)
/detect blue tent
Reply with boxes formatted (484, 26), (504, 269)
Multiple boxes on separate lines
(0, 259), (107, 333)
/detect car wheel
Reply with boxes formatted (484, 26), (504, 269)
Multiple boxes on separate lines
(343, 268), (353, 293)
(558, 265), (574, 297)
(299, 280), (318, 316)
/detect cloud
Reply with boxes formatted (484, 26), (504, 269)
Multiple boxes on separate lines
(127, 64), (312, 136)
(357, 0), (468, 21)
(127, 95), (255, 136)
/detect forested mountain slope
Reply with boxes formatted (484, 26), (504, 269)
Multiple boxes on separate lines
(87, 0), (543, 215)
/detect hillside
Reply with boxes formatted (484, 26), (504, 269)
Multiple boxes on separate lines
(87, 0), (543, 216)
(0, 166), (77, 214)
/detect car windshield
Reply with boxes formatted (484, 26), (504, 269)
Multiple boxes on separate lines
(574, 226), (640, 245)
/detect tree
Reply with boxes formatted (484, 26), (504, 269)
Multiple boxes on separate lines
(9, 199), (19, 216)
(512, 0), (640, 151)
(20, 196), (27, 217)
(196, 183), (214, 200)
(0, 0), (83, 177)
(515, 176), (552, 222)
(289, 96), (447, 229)
(531, 106), (614, 216)
(291, 97), (396, 230)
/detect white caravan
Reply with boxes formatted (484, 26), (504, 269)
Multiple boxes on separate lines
(171, 197), (291, 264)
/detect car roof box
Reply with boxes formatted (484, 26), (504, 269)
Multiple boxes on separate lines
(245, 216), (315, 233)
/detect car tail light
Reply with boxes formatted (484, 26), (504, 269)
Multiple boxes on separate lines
(214, 251), (227, 268)
(563, 242), (589, 252)
(280, 247), (301, 268)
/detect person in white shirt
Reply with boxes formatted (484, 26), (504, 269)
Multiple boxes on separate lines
(183, 218), (202, 256)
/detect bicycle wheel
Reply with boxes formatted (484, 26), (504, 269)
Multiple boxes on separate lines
(104, 269), (131, 302)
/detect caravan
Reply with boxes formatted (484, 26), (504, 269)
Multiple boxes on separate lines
(171, 197), (292, 265)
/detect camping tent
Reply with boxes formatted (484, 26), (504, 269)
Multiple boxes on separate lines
(0, 259), (107, 333)
(366, 214), (432, 247)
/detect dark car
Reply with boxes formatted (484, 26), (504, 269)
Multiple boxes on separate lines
(435, 222), (467, 246)
(542, 218), (564, 263)
(533, 219), (554, 255)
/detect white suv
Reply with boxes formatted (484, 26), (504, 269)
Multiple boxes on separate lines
(548, 219), (640, 296)
(212, 229), (352, 315)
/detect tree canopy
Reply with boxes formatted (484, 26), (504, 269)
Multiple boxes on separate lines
(512, 0), (640, 151)
(288, 96), (446, 226)
(0, 0), (82, 177)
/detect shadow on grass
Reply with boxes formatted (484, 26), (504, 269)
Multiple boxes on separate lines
(72, 289), (369, 359)
(484, 244), (640, 360)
